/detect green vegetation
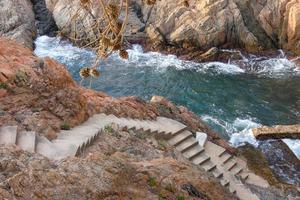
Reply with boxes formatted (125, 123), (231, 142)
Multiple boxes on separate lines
(158, 140), (168, 151)
(60, 123), (70, 130)
(0, 83), (7, 89)
(177, 194), (185, 200)
(148, 177), (157, 187)
(104, 124), (114, 133)
(165, 183), (176, 193)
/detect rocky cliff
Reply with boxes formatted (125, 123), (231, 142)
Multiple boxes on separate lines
(45, 0), (300, 55)
(0, 0), (36, 49)
(144, 0), (300, 54)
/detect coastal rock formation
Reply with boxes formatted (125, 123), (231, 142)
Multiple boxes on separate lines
(0, 0), (36, 49)
(144, 0), (300, 54)
(45, 0), (300, 55)
(253, 124), (300, 140)
(31, 0), (58, 37)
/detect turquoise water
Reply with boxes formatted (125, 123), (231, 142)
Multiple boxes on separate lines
(34, 36), (300, 185)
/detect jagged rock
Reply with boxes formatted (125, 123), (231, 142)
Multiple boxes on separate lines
(253, 124), (300, 140)
(0, 0), (36, 49)
(45, 0), (147, 46)
(31, 0), (58, 37)
(144, 0), (300, 54)
(44, 0), (300, 56)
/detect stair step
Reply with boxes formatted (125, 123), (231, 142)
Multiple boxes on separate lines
(175, 136), (198, 152)
(50, 142), (78, 159)
(220, 152), (233, 164)
(182, 145), (204, 160)
(192, 154), (210, 165)
(16, 131), (36, 153)
(54, 137), (89, 149)
(0, 126), (18, 145)
(220, 179), (230, 187)
(240, 173), (249, 181)
(168, 130), (193, 146)
(156, 117), (187, 134)
(229, 186), (236, 194)
(232, 166), (243, 175)
(212, 168), (223, 178)
(201, 161), (217, 172)
(35, 136), (56, 158)
(226, 160), (238, 171)
(218, 149), (227, 157)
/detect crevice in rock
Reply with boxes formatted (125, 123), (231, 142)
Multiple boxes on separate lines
(31, 0), (58, 37)
(234, 0), (278, 49)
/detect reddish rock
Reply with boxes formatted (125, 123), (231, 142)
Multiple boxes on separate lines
(0, 89), (7, 98)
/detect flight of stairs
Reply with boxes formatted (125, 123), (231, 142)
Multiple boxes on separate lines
(0, 113), (269, 200)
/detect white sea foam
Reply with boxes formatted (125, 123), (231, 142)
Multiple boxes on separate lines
(202, 115), (260, 146)
(203, 115), (300, 159)
(34, 36), (300, 77)
(282, 139), (300, 159)
(229, 118), (261, 147)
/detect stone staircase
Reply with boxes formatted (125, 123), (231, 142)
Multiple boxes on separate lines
(0, 113), (269, 200)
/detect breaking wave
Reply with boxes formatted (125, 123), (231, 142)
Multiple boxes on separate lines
(35, 36), (300, 78)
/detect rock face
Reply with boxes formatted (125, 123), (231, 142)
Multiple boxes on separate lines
(31, 0), (58, 37)
(0, 0), (36, 49)
(253, 124), (300, 140)
(45, 0), (300, 55)
(45, 0), (147, 46)
(144, 0), (300, 54)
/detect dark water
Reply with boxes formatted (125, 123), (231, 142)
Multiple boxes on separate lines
(34, 36), (300, 185)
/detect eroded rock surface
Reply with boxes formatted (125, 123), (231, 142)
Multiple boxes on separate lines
(144, 0), (300, 55)
(0, 0), (36, 49)
(45, 0), (300, 55)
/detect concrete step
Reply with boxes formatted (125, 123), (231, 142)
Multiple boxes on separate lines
(16, 131), (36, 153)
(212, 168), (223, 178)
(182, 145), (205, 160)
(201, 161), (217, 172)
(0, 126), (18, 145)
(168, 130), (192, 146)
(192, 154), (210, 165)
(232, 165), (243, 175)
(174, 136), (198, 152)
(36, 136), (56, 158)
(225, 159), (238, 171)
(220, 179), (230, 187)
(156, 117), (187, 134)
(229, 186), (236, 194)
(50, 141), (79, 159)
(58, 127), (100, 140)
(220, 152), (233, 164)
(240, 173), (249, 181)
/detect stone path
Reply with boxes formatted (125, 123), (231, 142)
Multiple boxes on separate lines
(0, 113), (269, 200)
